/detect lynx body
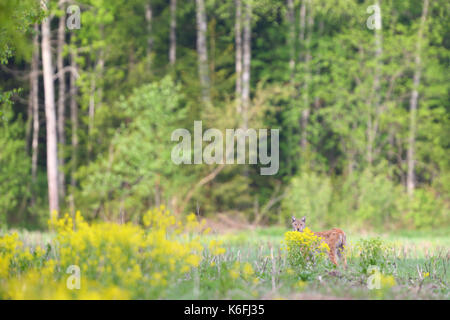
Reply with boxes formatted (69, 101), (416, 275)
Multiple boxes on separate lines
(291, 216), (347, 268)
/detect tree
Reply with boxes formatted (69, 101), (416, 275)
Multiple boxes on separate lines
(56, 5), (66, 200)
(407, 0), (429, 196)
(241, 0), (252, 130)
(145, 2), (153, 59)
(195, 0), (211, 106)
(169, 0), (176, 65)
(30, 23), (40, 205)
(235, 0), (243, 114)
(41, 1), (60, 214)
(69, 35), (79, 214)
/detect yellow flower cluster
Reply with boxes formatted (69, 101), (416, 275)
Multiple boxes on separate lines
(0, 232), (46, 280)
(208, 239), (226, 256)
(283, 228), (329, 267)
(380, 274), (396, 289)
(372, 273), (397, 299)
(295, 280), (307, 291)
(284, 228), (329, 253)
(227, 261), (259, 285)
(0, 206), (226, 300)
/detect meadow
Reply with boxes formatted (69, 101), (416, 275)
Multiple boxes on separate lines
(1, 207), (448, 300)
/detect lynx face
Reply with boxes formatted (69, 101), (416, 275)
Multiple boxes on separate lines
(292, 216), (306, 232)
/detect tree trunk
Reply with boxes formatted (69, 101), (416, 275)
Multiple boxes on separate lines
(195, 0), (211, 106)
(145, 2), (153, 58)
(298, 0), (306, 62)
(407, 0), (429, 196)
(241, 0), (251, 130)
(313, 20), (324, 111)
(69, 37), (79, 214)
(41, 3), (60, 214)
(297, 0), (306, 151)
(98, 25), (105, 106)
(88, 75), (95, 158)
(57, 11), (66, 201)
(169, 0), (176, 65)
(367, 0), (383, 166)
(300, 0), (313, 150)
(286, 0), (295, 82)
(235, 0), (242, 114)
(30, 23), (40, 205)
(26, 84), (33, 152)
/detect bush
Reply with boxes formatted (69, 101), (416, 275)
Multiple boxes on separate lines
(281, 171), (332, 229)
(283, 228), (329, 279)
(330, 169), (400, 231)
(356, 237), (391, 274)
(396, 188), (448, 230)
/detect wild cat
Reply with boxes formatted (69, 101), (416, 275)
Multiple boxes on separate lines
(291, 216), (347, 268)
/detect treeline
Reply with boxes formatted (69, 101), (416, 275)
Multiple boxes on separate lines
(0, 0), (448, 231)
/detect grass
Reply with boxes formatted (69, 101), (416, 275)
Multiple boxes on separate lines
(195, 226), (450, 299)
(3, 225), (449, 300)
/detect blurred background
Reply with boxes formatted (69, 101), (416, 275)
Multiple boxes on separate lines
(0, 0), (448, 233)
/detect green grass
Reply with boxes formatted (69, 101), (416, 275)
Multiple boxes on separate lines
(197, 227), (449, 299)
(6, 226), (450, 300)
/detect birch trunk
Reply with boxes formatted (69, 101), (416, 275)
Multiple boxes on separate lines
(88, 76), (95, 158)
(300, 0), (313, 150)
(195, 0), (211, 106)
(30, 24), (40, 200)
(286, 0), (295, 82)
(57, 11), (66, 200)
(407, 0), (429, 196)
(241, 0), (251, 130)
(298, 0), (306, 62)
(69, 39), (79, 214)
(367, 0), (383, 166)
(41, 3), (60, 214)
(235, 0), (242, 114)
(169, 0), (176, 65)
(145, 3), (153, 58)
(297, 0), (306, 150)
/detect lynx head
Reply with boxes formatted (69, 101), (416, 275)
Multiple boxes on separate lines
(291, 216), (306, 232)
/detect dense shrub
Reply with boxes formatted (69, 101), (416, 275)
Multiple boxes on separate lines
(283, 228), (329, 280)
(356, 237), (391, 274)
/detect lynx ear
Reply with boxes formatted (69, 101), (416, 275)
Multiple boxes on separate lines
(291, 216), (296, 222)
(301, 216), (306, 222)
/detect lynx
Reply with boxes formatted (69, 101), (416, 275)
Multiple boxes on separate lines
(291, 216), (347, 268)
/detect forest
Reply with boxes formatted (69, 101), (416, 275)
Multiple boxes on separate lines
(1, 0), (449, 231)
(0, 0), (449, 301)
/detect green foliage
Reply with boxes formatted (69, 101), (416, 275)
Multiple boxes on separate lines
(331, 169), (401, 231)
(397, 188), (448, 230)
(356, 237), (391, 274)
(0, 0), (448, 232)
(76, 77), (190, 221)
(0, 90), (30, 227)
(0, 0), (42, 63)
(281, 171), (332, 228)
